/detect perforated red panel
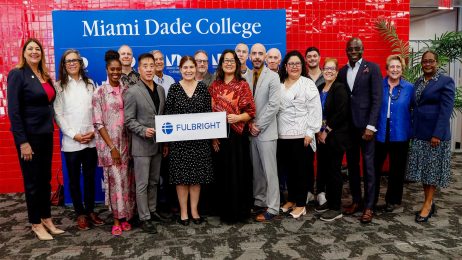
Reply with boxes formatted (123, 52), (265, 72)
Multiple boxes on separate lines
(0, 0), (409, 193)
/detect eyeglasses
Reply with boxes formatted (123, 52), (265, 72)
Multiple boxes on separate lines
(421, 59), (436, 65)
(65, 59), (81, 65)
(346, 47), (362, 52)
(223, 59), (236, 65)
(195, 59), (208, 64)
(287, 62), (302, 68)
(323, 66), (337, 72)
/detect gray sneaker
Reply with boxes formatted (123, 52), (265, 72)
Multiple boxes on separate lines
(320, 210), (343, 222)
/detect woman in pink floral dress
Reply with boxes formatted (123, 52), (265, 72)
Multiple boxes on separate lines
(92, 50), (135, 236)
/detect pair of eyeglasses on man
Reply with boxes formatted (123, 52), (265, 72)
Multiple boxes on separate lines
(421, 59), (436, 65)
(195, 59), (208, 64)
(346, 47), (362, 52)
(64, 59), (82, 64)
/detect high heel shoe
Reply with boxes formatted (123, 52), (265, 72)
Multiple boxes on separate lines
(41, 219), (65, 235)
(290, 207), (307, 219)
(32, 224), (53, 241)
(415, 203), (436, 223)
(177, 218), (190, 226)
(192, 216), (205, 225)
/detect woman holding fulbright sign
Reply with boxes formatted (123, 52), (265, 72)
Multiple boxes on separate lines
(165, 56), (214, 226)
(209, 49), (256, 223)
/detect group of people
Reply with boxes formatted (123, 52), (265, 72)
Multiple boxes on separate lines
(7, 36), (455, 241)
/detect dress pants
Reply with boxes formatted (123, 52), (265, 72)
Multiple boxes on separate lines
(318, 143), (345, 211)
(346, 128), (376, 209)
(64, 147), (98, 216)
(374, 140), (409, 205)
(133, 154), (162, 221)
(17, 134), (53, 224)
(250, 138), (280, 215)
(316, 143), (329, 194)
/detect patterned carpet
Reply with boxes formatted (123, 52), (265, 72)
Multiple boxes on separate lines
(1, 154), (461, 259)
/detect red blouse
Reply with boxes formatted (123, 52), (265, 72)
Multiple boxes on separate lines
(42, 82), (55, 102)
(209, 78), (256, 135)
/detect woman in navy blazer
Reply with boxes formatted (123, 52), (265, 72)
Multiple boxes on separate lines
(406, 50), (455, 223)
(374, 55), (414, 213)
(7, 38), (64, 240)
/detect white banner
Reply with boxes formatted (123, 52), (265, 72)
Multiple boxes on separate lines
(155, 112), (227, 142)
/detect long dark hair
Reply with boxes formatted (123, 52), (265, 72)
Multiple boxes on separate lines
(279, 50), (307, 83)
(16, 38), (51, 83)
(58, 49), (91, 89)
(215, 49), (243, 82)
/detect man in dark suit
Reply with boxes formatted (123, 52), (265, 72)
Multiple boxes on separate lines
(338, 37), (382, 224)
(124, 53), (166, 234)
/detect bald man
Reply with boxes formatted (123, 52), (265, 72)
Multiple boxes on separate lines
(244, 43), (281, 222)
(265, 48), (282, 73)
(235, 43), (250, 75)
(118, 44), (140, 86)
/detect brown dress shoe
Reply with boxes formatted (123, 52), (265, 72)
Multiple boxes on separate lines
(89, 213), (105, 226)
(77, 215), (90, 230)
(343, 203), (361, 215)
(360, 208), (374, 224)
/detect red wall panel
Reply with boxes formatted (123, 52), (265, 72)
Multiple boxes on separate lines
(0, 0), (409, 193)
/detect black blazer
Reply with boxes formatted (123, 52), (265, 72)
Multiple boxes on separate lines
(7, 66), (55, 145)
(319, 81), (351, 151)
(338, 60), (382, 129)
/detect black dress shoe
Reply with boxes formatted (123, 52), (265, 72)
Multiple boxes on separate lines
(151, 212), (169, 223)
(177, 218), (190, 226)
(251, 206), (267, 216)
(140, 220), (158, 234)
(192, 216), (205, 225)
(384, 204), (396, 213)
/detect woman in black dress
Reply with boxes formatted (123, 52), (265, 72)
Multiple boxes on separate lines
(165, 56), (213, 225)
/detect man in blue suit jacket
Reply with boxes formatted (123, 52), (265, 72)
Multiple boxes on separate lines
(338, 37), (383, 224)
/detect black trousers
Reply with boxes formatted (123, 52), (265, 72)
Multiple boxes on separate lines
(17, 134), (53, 224)
(277, 138), (313, 206)
(317, 142), (345, 210)
(346, 128), (376, 209)
(374, 140), (409, 205)
(64, 147), (97, 216)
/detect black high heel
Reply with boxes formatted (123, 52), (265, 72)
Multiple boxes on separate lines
(177, 218), (190, 226)
(192, 216), (205, 225)
(415, 203), (436, 223)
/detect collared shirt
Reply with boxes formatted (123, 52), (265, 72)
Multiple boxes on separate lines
(376, 77), (414, 142)
(142, 81), (160, 113)
(154, 74), (175, 96)
(346, 58), (362, 91)
(54, 76), (96, 152)
(121, 69), (140, 87)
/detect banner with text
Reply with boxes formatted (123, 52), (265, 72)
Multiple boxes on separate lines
(155, 112), (227, 142)
(52, 9), (286, 84)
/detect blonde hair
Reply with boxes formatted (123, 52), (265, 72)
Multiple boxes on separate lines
(16, 38), (51, 82)
(385, 55), (406, 69)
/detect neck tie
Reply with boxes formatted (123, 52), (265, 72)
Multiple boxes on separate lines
(252, 72), (259, 96)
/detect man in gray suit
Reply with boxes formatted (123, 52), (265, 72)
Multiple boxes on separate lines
(124, 53), (166, 234)
(245, 43), (281, 222)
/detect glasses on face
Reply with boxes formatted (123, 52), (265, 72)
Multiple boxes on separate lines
(195, 59), (208, 64)
(65, 59), (81, 65)
(421, 59), (436, 65)
(287, 62), (302, 68)
(346, 47), (362, 52)
(223, 59), (236, 65)
(323, 66), (336, 72)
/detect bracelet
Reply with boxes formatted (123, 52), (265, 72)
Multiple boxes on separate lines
(109, 145), (115, 151)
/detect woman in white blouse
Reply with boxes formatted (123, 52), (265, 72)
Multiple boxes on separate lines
(54, 49), (104, 230)
(277, 50), (322, 219)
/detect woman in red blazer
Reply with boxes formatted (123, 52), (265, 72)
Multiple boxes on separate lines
(7, 38), (65, 240)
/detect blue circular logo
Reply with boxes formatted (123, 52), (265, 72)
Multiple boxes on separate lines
(162, 122), (173, 134)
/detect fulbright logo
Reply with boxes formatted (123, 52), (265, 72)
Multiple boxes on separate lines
(162, 122), (174, 134)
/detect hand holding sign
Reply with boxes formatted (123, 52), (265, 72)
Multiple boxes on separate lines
(145, 128), (155, 138)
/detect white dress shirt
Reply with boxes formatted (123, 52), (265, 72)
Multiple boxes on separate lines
(346, 58), (362, 92)
(54, 77), (96, 152)
(154, 74), (175, 96)
(277, 76), (322, 151)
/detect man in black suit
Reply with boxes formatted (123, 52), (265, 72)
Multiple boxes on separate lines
(338, 37), (382, 224)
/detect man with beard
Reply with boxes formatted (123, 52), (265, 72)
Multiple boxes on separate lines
(151, 50), (175, 96)
(338, 37), (382, 224)
(305, 46), (325, 88)
(119, 45), (140, 86)
(244, 43), (281, 222)
(235, 43), (250, 76)
(265, 48), (282, 73)
(194, 50), (215, 87)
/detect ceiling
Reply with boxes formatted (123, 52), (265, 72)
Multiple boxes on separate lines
(411, 0), (461, 19)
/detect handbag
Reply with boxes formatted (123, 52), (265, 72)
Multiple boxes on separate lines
(50, 168), (64, 206)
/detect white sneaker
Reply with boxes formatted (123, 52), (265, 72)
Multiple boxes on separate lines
(317, 192), (327, 206)
(306, 192), (315, 204)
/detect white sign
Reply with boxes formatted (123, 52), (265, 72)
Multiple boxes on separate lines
(155, 112), (227, 142)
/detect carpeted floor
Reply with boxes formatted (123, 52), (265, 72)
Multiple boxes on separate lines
(1, 154), (461, 259)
